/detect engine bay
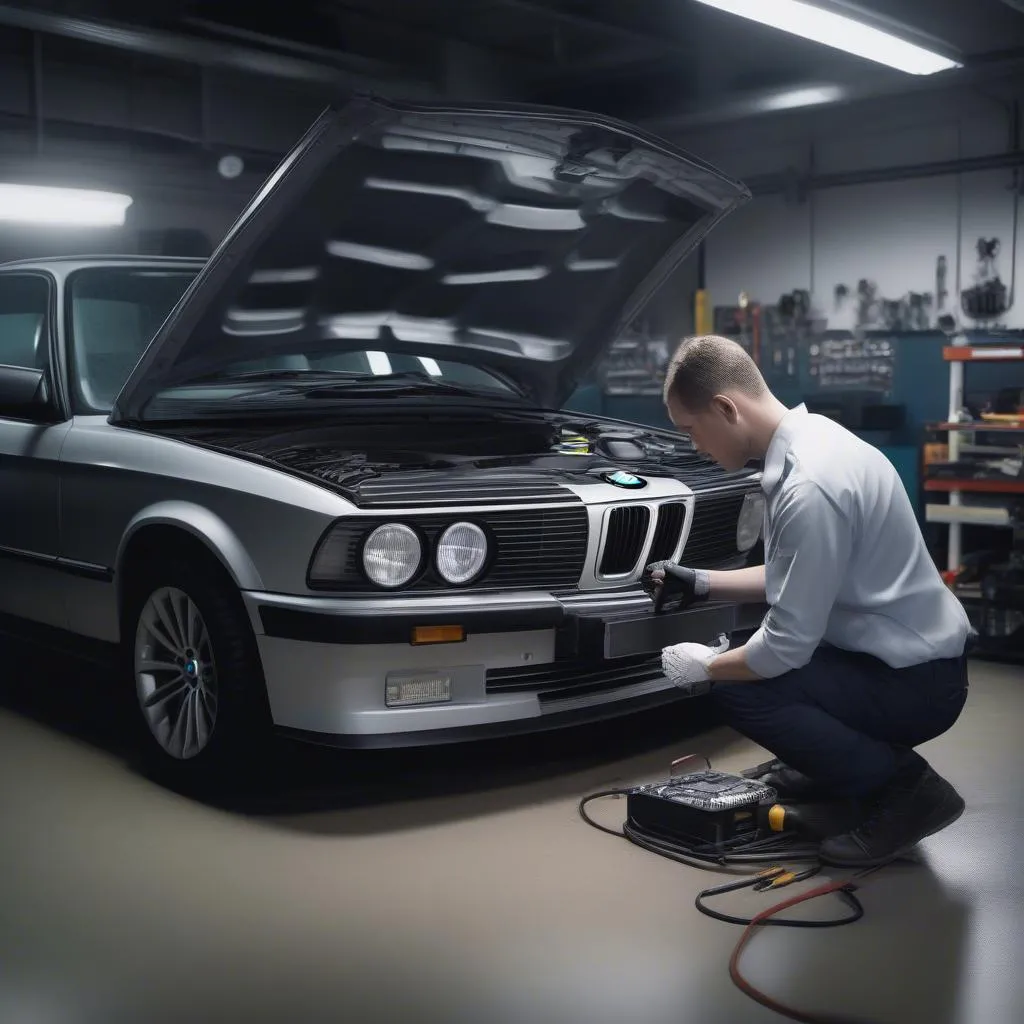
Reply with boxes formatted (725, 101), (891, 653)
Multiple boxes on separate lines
(152, 411), (744, 500)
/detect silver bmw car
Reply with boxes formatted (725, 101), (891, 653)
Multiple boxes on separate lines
(0, 95), (764, 787)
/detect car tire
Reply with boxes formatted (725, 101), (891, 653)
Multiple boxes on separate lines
(121, 553), (272, 794)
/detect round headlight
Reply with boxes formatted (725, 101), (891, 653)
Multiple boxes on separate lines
(436, 521), (488, 585)
(736, 491), (765, 552)
(362, 523), (422, 588)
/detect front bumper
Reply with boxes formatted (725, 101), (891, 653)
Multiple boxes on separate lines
(242, 589), (764, 748)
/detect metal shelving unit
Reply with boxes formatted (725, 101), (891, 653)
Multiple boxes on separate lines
(924, 339), (1024, 660)
(926, 340), (1024, 573)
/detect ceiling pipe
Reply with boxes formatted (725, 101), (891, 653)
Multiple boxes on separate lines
(182, 16), (411, 81)
(0, 2), (437, 97)
(747, 149), (1024, 197)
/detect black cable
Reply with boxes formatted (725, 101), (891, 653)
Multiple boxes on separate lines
(578, 776), (892, 1024)
(577, 789), (862, 928)
(577, 790), (629, 837)
(696, 875), (864, 929)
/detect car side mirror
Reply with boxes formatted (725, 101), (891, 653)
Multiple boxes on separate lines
(0, 364), (54, 421)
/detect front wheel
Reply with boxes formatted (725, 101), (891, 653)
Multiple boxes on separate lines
(124, 558), (271, 791)
(134, 585), (220, 761)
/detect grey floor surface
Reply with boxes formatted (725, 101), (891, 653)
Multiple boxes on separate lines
(0, 647), (1020, 1024)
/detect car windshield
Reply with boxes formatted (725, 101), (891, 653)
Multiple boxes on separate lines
(68, 267), (199, 414)
(67, 266), (520, 415)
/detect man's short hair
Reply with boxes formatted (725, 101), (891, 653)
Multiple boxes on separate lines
(662, 334), (767, 410)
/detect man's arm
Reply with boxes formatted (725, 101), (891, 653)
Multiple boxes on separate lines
(707, 482), (853, 681)
(707, 643), (764, 681)
(705, 564), (766, 603)
(644, 562), (765, 608)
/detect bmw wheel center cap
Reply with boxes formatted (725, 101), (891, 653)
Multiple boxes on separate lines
(603, 469), (647, 489)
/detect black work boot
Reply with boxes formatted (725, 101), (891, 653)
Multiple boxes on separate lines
(818, 758), (965, 868)
(743, 758), (833, 801)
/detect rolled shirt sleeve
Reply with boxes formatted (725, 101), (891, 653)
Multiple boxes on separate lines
(743, 481), (853, 677)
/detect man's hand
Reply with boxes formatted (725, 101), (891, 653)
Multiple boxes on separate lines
(641, 560), (709, 614)
(662, 634), (730, 689)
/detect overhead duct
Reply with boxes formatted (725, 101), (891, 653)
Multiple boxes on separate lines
(0, 2), (437, 97)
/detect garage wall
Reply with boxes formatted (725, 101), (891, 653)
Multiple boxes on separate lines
(672, 87), (1024, 329)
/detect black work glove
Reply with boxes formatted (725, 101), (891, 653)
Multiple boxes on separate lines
(641, 560), (710, 614)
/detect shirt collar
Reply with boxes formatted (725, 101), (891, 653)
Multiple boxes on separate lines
(760, 403), (808, 494)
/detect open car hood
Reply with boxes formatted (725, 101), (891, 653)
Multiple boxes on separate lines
(110, 95), (750, 422)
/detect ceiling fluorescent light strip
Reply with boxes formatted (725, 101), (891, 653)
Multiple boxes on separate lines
(692, 0), (961, 75)
(0, 184), (133, 226)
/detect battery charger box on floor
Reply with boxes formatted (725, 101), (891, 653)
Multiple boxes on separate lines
(626, 770), (777, 847)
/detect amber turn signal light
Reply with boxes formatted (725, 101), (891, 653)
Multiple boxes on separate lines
(411, 624), (465, 645)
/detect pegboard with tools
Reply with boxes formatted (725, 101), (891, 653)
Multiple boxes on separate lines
(712, 286), (899, 395)
(715, 290), (828, 386)
(809, 336), (896, 392)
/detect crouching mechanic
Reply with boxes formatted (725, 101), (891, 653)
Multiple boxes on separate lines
(644, 334), (972, 867)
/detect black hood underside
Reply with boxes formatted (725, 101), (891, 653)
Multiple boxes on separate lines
(111, 97), (750, 421)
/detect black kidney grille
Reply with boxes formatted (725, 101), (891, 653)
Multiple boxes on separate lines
(647, 502), (687, 563)
(311, 505), (588, 592)
(682, 490), (749, 568)
(599, 505), (651, 576)
(487, 652), (665, 698)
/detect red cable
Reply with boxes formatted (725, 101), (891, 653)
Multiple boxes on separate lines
(728, 879), (882, 1024)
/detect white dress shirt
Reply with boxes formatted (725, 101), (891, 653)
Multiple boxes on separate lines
(743, 404), (972, 678)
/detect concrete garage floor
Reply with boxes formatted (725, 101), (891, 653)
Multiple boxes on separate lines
(0, 645), (1020, 1024)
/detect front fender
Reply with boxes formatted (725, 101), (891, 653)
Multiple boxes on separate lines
(115, 500), (264, 592)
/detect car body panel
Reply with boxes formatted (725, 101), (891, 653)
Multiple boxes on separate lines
(109, 95), (750, 419)
(56, 414), (356, 640)
(0, 419), (72, 629)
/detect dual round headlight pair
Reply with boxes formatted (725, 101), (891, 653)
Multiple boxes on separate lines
(362, 521), (489, 589)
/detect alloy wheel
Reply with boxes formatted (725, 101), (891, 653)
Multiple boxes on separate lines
(134, 586), (219, 760)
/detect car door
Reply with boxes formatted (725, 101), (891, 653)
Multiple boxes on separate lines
(0, 271), (72, 630)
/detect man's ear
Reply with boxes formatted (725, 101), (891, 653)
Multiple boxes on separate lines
(711, 394), (739, 424)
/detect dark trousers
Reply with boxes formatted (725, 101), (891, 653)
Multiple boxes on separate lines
(710, 644), (970, 798)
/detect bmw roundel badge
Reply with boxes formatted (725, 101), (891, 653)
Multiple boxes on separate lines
(603, 470), (647, 489)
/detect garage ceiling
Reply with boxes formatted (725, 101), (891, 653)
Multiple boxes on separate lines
(1, 0), (1023, 163)
(156, 0), (1024, 110)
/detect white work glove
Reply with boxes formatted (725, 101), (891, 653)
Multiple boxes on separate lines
(661, 634), (730, 689)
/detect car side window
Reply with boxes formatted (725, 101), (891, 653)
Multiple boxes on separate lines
(0, 273), (50, 371)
